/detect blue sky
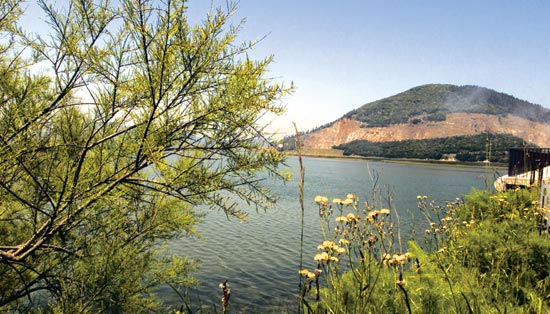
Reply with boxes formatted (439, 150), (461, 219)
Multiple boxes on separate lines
(20, 1), (550, 137)
(188, 0), (550, 136)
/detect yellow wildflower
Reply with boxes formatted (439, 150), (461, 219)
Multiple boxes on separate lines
(333, 198), (343, 204)
(335, 216), (348, 223)
(338, 238), (350, 246)
(314, 195), (328, 204)
(365, 236), (377, 245)
(382, 253), (391, 266)
(390, 253), (408, 265)
(346, 213), (357, 220)
(367, 211), (380, 219)
(314, 252), (330, 262)
(380, 208), (391, 215)
(319, 240), (336, 250)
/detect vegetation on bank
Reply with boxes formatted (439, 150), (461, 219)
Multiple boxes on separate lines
(333, 133), (533, 163)
(300, 187), (550, 313)
(0, 1), (289, 312)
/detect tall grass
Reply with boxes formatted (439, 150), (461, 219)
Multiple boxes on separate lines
(299, 186), (550, 313)
(294, 123), (307, 314)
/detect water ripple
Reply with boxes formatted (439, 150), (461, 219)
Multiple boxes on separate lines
(163, 157), (492, 312)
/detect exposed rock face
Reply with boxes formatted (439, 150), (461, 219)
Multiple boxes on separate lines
(300, 113), (550, 149)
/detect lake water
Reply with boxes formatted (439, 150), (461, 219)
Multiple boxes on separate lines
(162, 156), (502, 313)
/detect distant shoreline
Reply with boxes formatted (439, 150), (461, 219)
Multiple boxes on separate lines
(284, 151), (507, 169)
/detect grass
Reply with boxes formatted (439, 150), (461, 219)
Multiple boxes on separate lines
(298, 187), (550, 313)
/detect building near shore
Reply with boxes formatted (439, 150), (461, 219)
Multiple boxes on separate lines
(494, 148), (550, 192)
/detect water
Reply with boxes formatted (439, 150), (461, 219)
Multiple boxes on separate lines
(162, 157), (501, 313)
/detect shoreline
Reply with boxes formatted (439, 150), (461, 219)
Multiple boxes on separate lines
(284, 151), (507, 169)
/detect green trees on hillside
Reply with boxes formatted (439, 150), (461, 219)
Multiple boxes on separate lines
(0, 0), (289, 311)
(346, 84), (550, 127)
(334, 133), (531, 163)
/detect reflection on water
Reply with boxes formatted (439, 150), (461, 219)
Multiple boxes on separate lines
(162, 157), (497, 312)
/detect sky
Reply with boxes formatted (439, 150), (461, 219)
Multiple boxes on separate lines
(19, 1), (550, 137)
(186, 0), (550, 137)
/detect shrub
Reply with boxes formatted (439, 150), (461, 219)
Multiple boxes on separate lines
(300, 188), (550, 313)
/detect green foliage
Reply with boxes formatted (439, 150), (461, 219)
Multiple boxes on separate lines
(348, 84), (550, 127)
(0, 0), (289, 311)
(439, 188), (550, 312)
(334, 133), (533, 162)
(301, 188), (550, 313)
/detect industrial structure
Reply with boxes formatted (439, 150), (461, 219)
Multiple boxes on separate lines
(493, 148), (550, 232)
(494, 148), (550, 192)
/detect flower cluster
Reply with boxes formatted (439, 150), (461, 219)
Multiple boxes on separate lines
(382, 252), (410, 266)
(299, 268), (322, 281)
(489, 194), (513, 210)
(314, 195), (329, 205)
(314, 240), (347, 264)
(366, 208), (390, 222)
(462, 219), (476, 228)
(303, 192), (414, 306)
(424, 215), (458, 235)
(316, 194), (359, 207)
(335, 212), (361, 224)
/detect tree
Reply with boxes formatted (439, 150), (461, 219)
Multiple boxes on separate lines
(0, 0), (290, 311)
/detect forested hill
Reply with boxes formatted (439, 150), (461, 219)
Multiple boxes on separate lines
(282, 84), (550, 154)
(345, 84), (550, 127)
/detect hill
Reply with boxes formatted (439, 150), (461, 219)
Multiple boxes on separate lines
(345, 84), (550, 127)
(283, 84), (550, 159)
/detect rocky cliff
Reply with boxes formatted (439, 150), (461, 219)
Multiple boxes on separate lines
(300, 113), (550, 149)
